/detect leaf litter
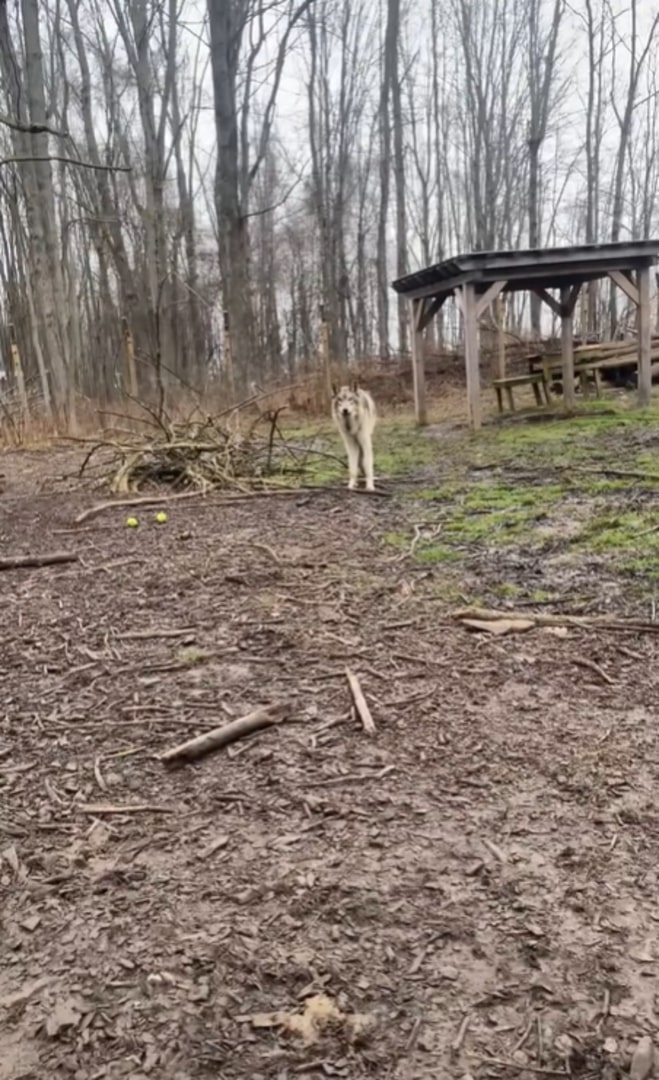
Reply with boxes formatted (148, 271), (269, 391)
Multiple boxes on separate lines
(1, 445), (659, 1079)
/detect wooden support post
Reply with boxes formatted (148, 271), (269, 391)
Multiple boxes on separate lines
(411, 298), (427, 426)
(560, 285), (576, 411)
(637, 266), (652, 407)
(462, 283), (481, 431)
(495, 294), (506, 382)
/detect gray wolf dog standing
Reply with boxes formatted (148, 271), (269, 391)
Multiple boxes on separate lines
(331, 383), (377, 492)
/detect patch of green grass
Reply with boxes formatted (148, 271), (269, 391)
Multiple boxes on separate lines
(382, 530), (408, 549)
(289, 403), (659, 595)
(414, 484), (460, 502)
(380, 422), (436, 469)
(620, 556), (659, 579)
(415, 544), (461, 564)
(573, 510), (659, 556)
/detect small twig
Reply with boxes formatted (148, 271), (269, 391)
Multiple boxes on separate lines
(0, 551), (78, 571)
(160, 702), (290, 766)
(77, 802), (175, 815)
(482, 837), (507, 863)
(253, 542), (283, 565)
(451, 1013), (471, 1053)
(114, 627), (196, 641)
(310, 764), (395, 787)
(513, 1018), (535, 1053)
(345, 668), (376, 735)
(93, 757), (107, 792)
(471, 1056), (566, 1076)
(405, 1016), (423, 1052)
(572, 656), (614, 685)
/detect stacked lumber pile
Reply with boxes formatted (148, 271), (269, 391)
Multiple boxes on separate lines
(572, 335), (659, 366)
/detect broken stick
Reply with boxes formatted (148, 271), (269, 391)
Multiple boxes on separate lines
(0, 551), (78, 571)
(159, 701), (290, 766)
(345, 668), (376, 735)
(452, 606), (659, 635)
(74, 490), (202, 525)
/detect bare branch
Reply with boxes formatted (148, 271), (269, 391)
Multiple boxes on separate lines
(0, 154), (131, 172)
(0, 113), (67, 137)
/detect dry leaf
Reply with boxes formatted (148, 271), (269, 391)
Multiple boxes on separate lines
(630, 1035), (655, 1080)
(20, 914), (41, 932)
(45, 998), (82, 1037)
(236, 994), (374, 1046)
(1, 844), (20, 873)
(198, 835), (229, 859)
(247, 1012), (281, 1029)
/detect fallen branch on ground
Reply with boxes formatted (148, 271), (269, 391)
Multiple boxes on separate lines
(160, 702), (290, 766)
(75, 484), (391, 524)
(74, 490), (203, 524)
(0, 551), (79, 571)
(452, 606), (659, 634)
(345, 668), (376, 735)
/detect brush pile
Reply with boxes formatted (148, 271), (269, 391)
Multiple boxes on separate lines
(79, 408), (331, 494)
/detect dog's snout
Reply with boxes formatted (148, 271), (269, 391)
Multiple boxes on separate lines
(341, 407), (350, 416)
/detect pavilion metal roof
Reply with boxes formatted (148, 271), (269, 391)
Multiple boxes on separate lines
(391, 240), (659, 301)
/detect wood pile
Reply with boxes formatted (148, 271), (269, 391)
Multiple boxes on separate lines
(77, 409), (335, 495)
(572, 335), (659, 365)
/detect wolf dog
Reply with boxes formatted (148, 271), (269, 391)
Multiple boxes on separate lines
(331, 383), (377, 492)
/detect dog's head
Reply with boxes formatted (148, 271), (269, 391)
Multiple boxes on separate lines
(331, 382), (361, 423)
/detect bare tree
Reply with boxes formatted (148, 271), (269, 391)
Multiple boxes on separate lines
(607, 0), (659, 334)
(525, 0), (565, 335)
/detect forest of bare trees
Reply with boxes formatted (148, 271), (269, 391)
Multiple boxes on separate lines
(0, 0), (658, 423)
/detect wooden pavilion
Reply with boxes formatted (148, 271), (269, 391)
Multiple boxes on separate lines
(391, 241), (659, 429)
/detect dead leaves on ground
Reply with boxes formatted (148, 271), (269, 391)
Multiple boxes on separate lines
(236, 992), (375, 1047)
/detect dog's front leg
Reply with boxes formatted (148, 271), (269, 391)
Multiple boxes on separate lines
(345, 436), (359, 490)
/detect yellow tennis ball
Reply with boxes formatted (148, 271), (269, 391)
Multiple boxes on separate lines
(155, 511), (168, 524)
(125, 515), (139, 528)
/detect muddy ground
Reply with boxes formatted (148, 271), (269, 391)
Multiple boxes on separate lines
(2, 425), (659, 1080)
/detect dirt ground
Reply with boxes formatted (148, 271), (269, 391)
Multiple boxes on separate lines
(2, 428), (659, 1080)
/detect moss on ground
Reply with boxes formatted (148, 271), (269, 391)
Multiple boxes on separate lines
(288, 399), (659, 597)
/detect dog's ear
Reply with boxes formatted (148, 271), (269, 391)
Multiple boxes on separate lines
(331, 383), (338, 397)
(351, 380), (358, 393)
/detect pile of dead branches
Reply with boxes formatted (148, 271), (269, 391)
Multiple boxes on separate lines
(78, 408), (336, 494)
